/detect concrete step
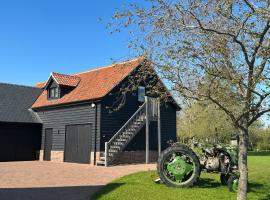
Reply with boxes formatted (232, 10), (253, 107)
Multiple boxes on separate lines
(100, 156), (105, 161)
(96, 160), (105, 166)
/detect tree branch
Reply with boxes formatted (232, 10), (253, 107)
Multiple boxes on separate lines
(207, 95), (237, 125)
(188, 11), (251, 67)
(250, 20), (270, 66)
(254, 55), (269, 83)
(249, 108), (270, 125)
(243, 0), (256, 12)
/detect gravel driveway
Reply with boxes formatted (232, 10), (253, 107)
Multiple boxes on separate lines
(0, 161), (155, 200)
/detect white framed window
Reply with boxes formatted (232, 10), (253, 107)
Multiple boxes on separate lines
(138, 86), (145, 102)
(48, 87), (59, 99)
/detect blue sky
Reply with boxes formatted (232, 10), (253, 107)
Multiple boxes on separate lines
(0, 0), (136, 86)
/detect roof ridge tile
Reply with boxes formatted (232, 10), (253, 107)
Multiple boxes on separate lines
(73, 57), (143, 76)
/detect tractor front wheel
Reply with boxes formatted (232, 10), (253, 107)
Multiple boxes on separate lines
(157, 144), (201, 188)
(227, 174), (239, 192)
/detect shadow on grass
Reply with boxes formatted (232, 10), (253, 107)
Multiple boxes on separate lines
(248, 182), (270, 199)
(91, 183), (125, 199)
(195, 177), (265, 191)
(248, 182), (264, 192)
(195, 178), (221, 188)
(260, 193), (270, 200)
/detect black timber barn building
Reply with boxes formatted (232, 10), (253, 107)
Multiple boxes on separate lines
(0, 58), (179, 165)
(0, 83), (42, 161)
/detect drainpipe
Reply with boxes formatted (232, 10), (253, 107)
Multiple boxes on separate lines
(92, 102), (98, 165)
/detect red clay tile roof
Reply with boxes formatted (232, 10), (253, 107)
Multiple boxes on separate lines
(32, 57), (144, 108)
(50, 72), (80, 87)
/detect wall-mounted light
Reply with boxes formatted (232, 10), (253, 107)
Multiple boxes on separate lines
(91, 102), (96, 108)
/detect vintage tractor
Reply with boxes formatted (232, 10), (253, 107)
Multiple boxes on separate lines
(156, 142), (239, 192)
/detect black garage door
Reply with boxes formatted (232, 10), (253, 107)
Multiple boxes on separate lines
(64, 124), (92, 164)
(0, 122), (42, 161)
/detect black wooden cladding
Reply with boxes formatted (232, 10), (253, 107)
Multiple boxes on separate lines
(160, 103), (177, 149)
(99, 64), (178, 152)
(100, 87), (177, 151)
(0, 122), (42, 161)
(100, 91), (142, 151)
(125, 103), (177, 151)
(36, 103), (101, 155)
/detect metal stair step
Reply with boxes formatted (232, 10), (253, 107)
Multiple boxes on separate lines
(120, 135), (132, 139)
(122, 132), (134, 136)
(113, 142), (125, 146)
(110, 146), (121, 150)
(115, 138), (128, 142)
(109, 149), (119, 153)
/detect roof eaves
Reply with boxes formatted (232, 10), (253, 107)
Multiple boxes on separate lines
(32, 97), (102, 110)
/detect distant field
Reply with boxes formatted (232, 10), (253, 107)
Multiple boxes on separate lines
(93, 153), (270, 200)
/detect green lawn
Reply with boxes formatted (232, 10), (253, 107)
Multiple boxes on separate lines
(93, 154), (270, 200)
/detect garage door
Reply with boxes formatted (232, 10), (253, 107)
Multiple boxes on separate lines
(0, 123), (42, 161)
(64, 124), (92, 164)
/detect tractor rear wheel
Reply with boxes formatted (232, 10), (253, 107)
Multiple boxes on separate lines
(157, 144), (201, 187)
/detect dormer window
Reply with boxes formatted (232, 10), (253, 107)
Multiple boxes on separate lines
(44, 72), (81, 100)
(48, 87), (59, 99)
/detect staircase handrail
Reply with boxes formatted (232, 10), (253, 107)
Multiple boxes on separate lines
(107, 102), (146, 146)
(104, 97), (159, 166)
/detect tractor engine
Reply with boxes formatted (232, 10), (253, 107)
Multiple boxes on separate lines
(205, 157), (220, 171)
(201, 147), (231, 172)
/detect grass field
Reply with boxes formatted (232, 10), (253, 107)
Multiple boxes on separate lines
(93, 154), (270, 200)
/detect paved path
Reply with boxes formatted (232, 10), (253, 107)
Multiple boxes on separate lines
(0, 161), (155, 200)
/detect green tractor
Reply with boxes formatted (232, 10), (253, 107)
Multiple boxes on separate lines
(156, 142), (239, 192)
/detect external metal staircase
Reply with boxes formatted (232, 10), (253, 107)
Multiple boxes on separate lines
(97, 97), (160, 166)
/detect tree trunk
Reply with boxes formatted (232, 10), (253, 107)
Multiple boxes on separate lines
(237, 127), (249, 200)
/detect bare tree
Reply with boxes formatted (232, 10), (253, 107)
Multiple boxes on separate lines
(111, 1), (270, 199)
